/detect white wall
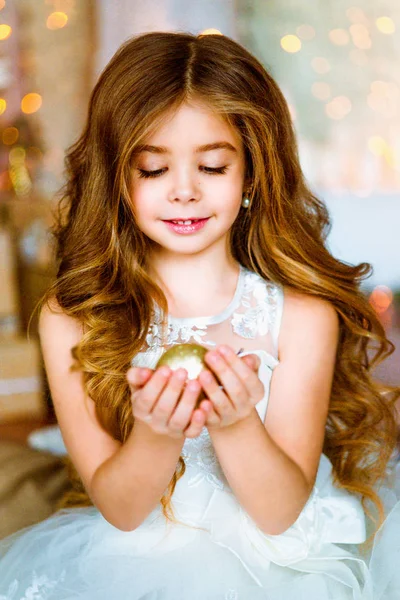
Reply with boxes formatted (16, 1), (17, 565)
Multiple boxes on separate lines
(324, 193), (400, 289)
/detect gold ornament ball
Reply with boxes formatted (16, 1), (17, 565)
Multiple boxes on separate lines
(156, 343), (209, 407)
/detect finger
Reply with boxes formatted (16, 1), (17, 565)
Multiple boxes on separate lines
(218, 347), (265, 405)
(184, 408), (206, 439)
(151, 368), (188, 432)
(198, 368), (235, 418)
(132, 366), (172, 421)
(240, 354), (260, 372)
(127, 367), (153, 388)
(204, 350), (248, 412)
(199, 399), (221, 427)
(168, 379), (203, 433)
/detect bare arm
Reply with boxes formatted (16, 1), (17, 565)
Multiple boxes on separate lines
(205, 291), (339, 535)
(38, 299), (203, 531)
(90, 421), (185, 531)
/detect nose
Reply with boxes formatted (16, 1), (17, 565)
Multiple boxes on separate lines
(167, 170), (200, 204)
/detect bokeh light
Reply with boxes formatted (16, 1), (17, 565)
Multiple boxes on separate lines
(21, 93), (43, 114)
(46, 12), (68, 30)
(296, 24), (315, 41)
(280, 35), (302, 53)
(366, 136), (396, 168)
(346, 7), (368, 25)
(9, 146), (26, 165)
(0, 1), (6, 11)
(325, 96), (352, 120)
(367, 81), (398, 118)
(349, 24), (372, 50)
(0, 24), (11, 40)
(312, 82), (331, 101)
(376, 16), (396, 34)
(0, 98), (6, 115)
(27, 146), (43, 161)
(199, 29), (222, 36)
(311, 57), (331, 74)
(368, 136), (387, 156)
(329, 29), (350, 46)
(2, 126), (19, 145)
(369, 286), (393, 314)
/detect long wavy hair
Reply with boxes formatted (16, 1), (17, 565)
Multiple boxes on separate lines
(36, 31), (399, 530)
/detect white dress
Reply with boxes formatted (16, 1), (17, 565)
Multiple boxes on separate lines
(1, 264), (400, 600)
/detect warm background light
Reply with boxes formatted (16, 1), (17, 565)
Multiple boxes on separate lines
(368, 136), (388, 156)
(199, 28), (222, 36)
(27, 146), (43, 161)
(2, 127), (19, 145)
(296, 24), (315, 41)
(0, 98), (6, 115)
(21, 93), (42, 114)
(325, 96), (352, 120)
(346, 7), (368, 25)
(312, 82), (331, 101)
(0, 23), (11, 40)
(311, 57), (331, 74)
(367, 81), (398, 118)
(329, 28), (350, 46)
(280, 34), (302, 53)
(376, 16), (396, 34)
(9, 146), (26, 165)
(349, 23), (372, 50)
(0, 1), (6, 11)
(46, 12), (68, 30)
(369, 286), (393, 314)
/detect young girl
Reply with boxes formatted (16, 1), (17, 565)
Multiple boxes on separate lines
(0, 31), (399, 600)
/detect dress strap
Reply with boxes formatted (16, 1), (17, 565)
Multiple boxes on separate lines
(269, 284), (284, 359)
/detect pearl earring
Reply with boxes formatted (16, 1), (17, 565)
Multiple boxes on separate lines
(241, 197), (250, 208)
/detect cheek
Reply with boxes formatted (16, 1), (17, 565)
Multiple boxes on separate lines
(130, 186), (156, 220)
(218, 177), (244, 210)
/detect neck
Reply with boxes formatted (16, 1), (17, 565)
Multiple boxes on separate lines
(147, 250), (241, 319)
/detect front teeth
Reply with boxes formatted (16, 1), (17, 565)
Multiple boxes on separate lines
(173, 220), (195, 225)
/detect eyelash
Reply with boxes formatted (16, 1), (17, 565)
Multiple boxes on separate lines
(137, 166), (228, 179)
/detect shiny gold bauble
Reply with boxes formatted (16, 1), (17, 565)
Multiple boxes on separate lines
(156, 343), (209, 407)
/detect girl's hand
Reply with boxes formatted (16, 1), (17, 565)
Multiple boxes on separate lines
(126, 366), (206, 439)
(197, 346), (265, 430)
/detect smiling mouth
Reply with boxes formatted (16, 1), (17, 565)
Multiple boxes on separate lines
(163, 218), (209, 225)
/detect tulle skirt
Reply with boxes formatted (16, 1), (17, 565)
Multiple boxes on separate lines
(1, 459), (400, 600)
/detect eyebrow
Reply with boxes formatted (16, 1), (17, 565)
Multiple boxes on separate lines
(135, 142), (237, 155)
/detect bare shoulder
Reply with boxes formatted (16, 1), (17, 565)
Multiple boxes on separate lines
(39, 295), (83, 337)
(279, 286), (339, 358)
(281, 285), (339, 320)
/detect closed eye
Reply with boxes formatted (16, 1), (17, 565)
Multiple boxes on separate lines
(138, 166), (229, 179)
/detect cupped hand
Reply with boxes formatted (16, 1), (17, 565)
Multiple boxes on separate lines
(126, 365), (207, 439)
(196, 346), (265, 430)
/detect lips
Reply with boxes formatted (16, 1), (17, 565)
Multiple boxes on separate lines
(163, 218), (210, 235)
(163, 218), (208, 222)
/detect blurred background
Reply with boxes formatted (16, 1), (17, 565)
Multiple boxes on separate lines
(0, 0), (399, 443)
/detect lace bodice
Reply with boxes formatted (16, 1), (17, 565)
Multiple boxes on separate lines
(131, 264), (284, 493)
(131, 264), (283, 368)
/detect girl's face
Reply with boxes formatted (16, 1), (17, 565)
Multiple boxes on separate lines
(130, 100), (247, 258)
